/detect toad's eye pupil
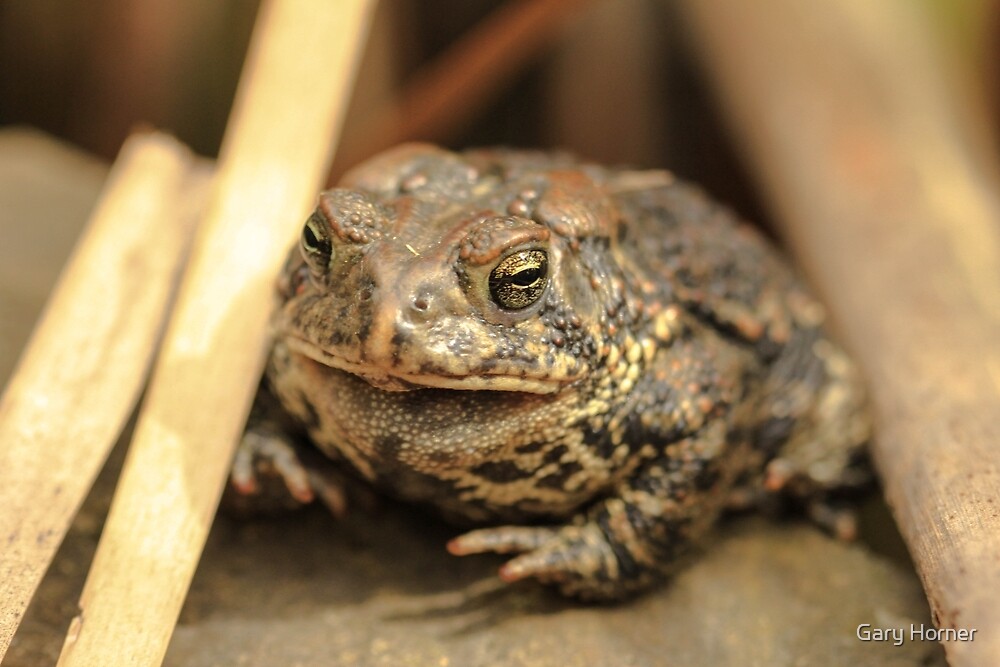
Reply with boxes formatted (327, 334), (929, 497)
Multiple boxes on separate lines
(300, 215), (333, 272)
(511, 267), (541, 286)
(488, 249), (549, 310)
(302, 223), (321, 251)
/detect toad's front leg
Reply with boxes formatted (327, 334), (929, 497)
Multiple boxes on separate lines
(449, 421), (740, 600)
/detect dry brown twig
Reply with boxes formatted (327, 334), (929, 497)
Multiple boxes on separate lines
(328, 0), (592, 184)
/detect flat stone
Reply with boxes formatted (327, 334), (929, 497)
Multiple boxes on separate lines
(162, 505), (943, 667)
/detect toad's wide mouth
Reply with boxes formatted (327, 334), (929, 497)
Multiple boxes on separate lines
(284, 337), (566, 394)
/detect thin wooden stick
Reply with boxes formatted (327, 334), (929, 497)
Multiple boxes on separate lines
(0, 132), (206, 662)
(53, 2), (375, 666)
(681, 2), (1000, 665)
(328, 0), (591, 184)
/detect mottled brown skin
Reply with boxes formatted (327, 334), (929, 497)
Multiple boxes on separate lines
(234, 144), (871, 600)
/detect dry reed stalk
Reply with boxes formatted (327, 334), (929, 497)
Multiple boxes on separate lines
(54, 1), (375, 666)
(0, 132), (207, 662)
(328, 0), (592, 183)
(682, 1), (1000, 665)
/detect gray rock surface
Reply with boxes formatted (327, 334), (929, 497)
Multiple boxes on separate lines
(1, 129), (945, 667)
(163, 506), (943, 667)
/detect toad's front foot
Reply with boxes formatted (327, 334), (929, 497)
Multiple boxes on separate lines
(448, 521), (660, 601)
(229, 424), (349, 517)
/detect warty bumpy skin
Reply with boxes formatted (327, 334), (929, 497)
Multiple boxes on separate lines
(233, 144), (871, 600)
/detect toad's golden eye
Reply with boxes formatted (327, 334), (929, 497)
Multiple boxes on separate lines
(488, 249), (548, 310)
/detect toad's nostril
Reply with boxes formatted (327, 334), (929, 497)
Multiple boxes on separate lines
(409, 287), (434, 314)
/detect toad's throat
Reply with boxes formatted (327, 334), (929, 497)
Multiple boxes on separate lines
(284, 336), (565, 394)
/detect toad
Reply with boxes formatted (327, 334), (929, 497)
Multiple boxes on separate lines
(232, 144), (870, 599)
